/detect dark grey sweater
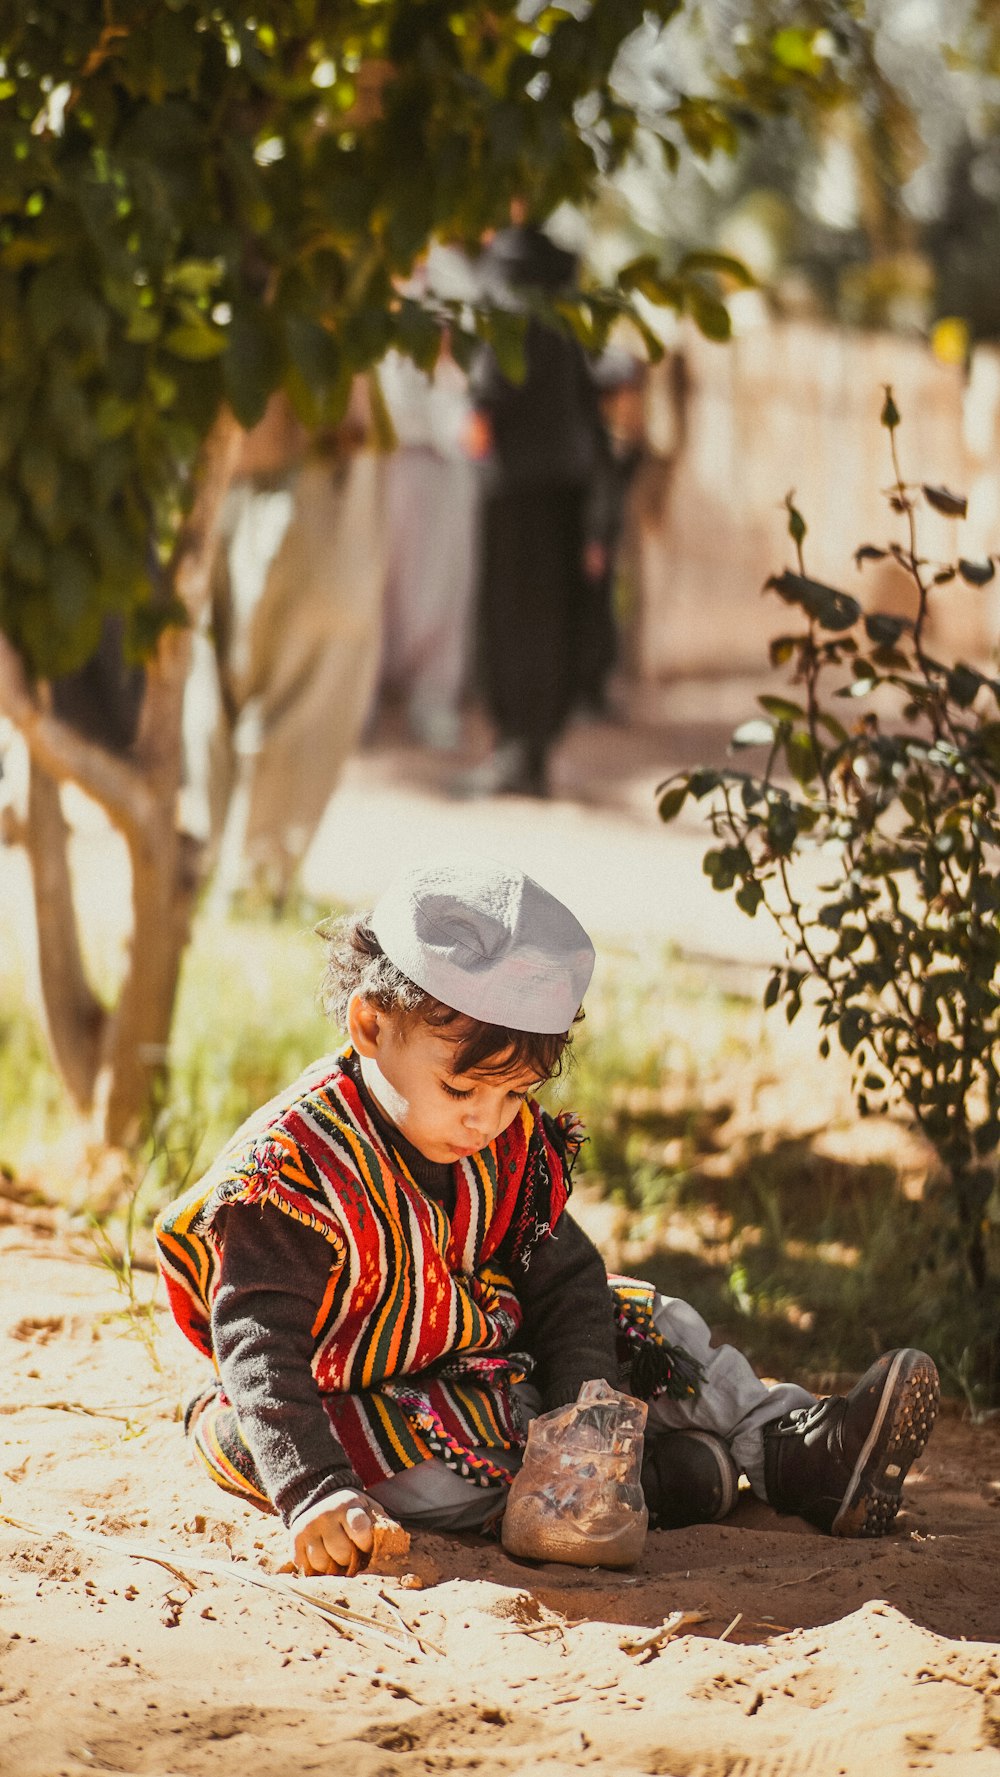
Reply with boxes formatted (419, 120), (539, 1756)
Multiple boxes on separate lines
(210, 1067), (620, 1525)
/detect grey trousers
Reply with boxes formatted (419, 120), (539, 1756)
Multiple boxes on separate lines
(368, 1293), (814, 1533)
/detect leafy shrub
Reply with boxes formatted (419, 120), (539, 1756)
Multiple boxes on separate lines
(660, 391), (1000, 1403)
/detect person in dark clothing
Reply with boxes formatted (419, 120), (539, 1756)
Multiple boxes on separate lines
(461, 225), (605, 797)
(156, 859), (940, 1579)
(577, 350), (645, 719)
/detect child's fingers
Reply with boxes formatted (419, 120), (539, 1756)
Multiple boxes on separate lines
(344, 1502), (375, 1552)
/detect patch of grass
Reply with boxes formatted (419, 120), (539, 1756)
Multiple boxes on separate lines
(0, 984), (74, 1170)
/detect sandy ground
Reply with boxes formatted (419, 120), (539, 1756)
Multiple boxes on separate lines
(3, 1192), (1000, 1777)
(4, 703), (1000, 1772)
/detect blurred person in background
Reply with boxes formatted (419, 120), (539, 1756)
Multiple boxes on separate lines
(459, 218), (605, 798)
(376, 336), (479, 752)
(577, 348), (646, 723)
(183, 382), (386, 907)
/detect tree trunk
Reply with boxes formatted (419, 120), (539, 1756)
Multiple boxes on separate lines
(0, 409), (245, 1153)
(23, 756), (106, 1110)
(92, 818), (201, 1147)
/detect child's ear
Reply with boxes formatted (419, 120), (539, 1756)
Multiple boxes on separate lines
(347, 993), (382, 1058)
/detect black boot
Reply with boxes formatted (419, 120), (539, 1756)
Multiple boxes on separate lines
(763, 1348), (939, 1537)
(641, 1428), (739, 1530)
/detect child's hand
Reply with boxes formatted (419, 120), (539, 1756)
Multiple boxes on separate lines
(290, 1489), (378, 1576)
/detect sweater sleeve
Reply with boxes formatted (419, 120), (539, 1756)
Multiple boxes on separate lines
(513, 1210), (621, 1410)
(210, 1202), (364, 1526)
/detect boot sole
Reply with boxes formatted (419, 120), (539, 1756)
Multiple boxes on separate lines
(831, 1349), (940, 1537)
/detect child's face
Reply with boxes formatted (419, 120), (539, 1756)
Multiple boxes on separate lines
(350, 1001), (542, 1163)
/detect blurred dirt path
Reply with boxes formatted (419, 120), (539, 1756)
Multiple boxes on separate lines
(1, 687), (798, 979)
(300, 694), (788, 964)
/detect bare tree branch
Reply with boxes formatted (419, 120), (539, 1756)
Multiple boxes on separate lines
(0, 635), (153, 838)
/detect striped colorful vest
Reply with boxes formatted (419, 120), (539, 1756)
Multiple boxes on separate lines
(154, 1051), (579, 1489)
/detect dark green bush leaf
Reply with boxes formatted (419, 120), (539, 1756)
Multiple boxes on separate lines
(785, 729), (820, 785)
(958, 557), (995, 586)
(947, 664), (984, 708)
(658, 782), (688, 822)
(864, 612), (909, 646)
(685, 282), (731, 342)
(922, 484), (968, 518)
(163, 321), (228, 360)
(758, 694), (805, 722)
(838, 1008), (869, 1053)
(735, 878), (763, 917)
(766, 571), (861, 632)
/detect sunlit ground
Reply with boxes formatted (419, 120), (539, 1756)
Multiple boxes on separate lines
(7, 738), (986, 1413)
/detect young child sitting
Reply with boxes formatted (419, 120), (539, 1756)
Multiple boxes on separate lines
(156, 858), (940, 1577)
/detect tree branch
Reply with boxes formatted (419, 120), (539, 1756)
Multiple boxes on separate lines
(134, 406), (245, 780)
(0, 634), (153, 839)
(170, 406), (246, 628)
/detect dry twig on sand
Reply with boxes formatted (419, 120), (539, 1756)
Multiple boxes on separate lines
(0, 1511), (421, 1655)
(620, 1609), (710, 1662)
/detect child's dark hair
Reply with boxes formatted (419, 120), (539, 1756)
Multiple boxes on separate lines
(317, 911), (577, 1081)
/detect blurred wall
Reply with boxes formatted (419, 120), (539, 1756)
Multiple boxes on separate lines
(632, 319), (1000, 688)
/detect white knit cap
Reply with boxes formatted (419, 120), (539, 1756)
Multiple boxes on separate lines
(369, 858), (595, 1034)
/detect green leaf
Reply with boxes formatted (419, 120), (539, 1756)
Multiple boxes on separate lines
(26, 262), (80, 346)
(864, 612), (909, 646)
(484, 309), (527, 384)
(676, 250), (755, 289)
(617, 255), (679, 305)
(759, 694), (805, 722)
(0, 488), (21, 549)
(166, 258), (225, 298)
(958, 557), (995, 586)
(688, 768), (722, 799)
(922, 484), (968, 519)
(773, 26), (825, 74)
(95, 394), (137, 440)
(223, 310), (282, 430)
(163, 321), (228, 360)
(837, 924), (865, 955)
(735, 878), (764, 917)
(818, 901), (850, 929)
(283, 313), (345, 424)
(855, 544), (887, 567)
(124, 308), (162, 344)
(766, 800), (798, 856)
(769, 635), (797, 667)
(817, 711), (849, 744)
(766, 571), (861, 632)
(658, 782), (688, 822)
(18, 440), (59, 519)
(947, 664), (984, 708)
(685, 282), (731, 342)
(393, 300), (442, 374)
(839, 1007), (869, 1054)
(785, 729), (820, 785)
